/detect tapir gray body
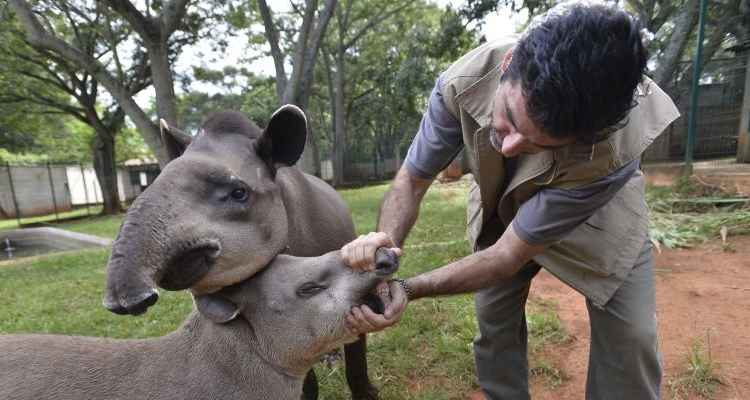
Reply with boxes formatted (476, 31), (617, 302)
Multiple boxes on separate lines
(101, 106), (376, 398)
(0, 251), (397, 400)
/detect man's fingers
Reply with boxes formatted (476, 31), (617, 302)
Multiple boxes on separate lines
(350, 306), (377, 332)
(364, 243), (378, 271)
(376, 281), (392, 310)
(359, 304), (393, 328)
(374, 231), (395, 248)
(384, 280), (408, 320)
(341, 232), (400, 271)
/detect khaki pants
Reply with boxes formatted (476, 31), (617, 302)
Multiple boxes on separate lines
(473, 240), (661, 399)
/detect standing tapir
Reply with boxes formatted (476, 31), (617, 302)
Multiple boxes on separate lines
(0, 250), (398, 400)
(102, 105), (376, 399)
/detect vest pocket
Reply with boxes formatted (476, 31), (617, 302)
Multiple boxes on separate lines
(536, 176), (648, 277)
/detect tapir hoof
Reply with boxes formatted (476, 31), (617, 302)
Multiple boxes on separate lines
(103, 289), (159, 316)
(352, 385), (379, 400)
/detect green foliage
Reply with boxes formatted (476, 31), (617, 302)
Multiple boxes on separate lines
(647, 180), (750, 249)
(0, 116), (93, 164)
(0, 19), (74, 154)
(177, 73), (278, 132)
(116, 126), (153, 163)
(330, 1), (480, 165)
(0, 148), (50, 164)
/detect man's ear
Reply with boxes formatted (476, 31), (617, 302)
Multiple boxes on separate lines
(160, 119), (192, 162)
(194, 293), (239, 324)
(257, 105), (307, 171)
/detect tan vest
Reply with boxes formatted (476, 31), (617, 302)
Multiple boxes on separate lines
(440, 38), (680, 307)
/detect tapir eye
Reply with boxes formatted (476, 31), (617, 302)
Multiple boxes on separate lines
(230, 187), (249, 202)
(296, 282), (327, 298)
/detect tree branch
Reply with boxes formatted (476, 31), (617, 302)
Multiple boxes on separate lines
(653, 0), (699, 86)
(162, 0), (190, 37)
(8, 0), (156, 143)
(298, 0), (337, 106)
(343, 2), (410, 49)
(282, 0), (318, 104)
(101, 0), (156, 41)
(257, 0), (288, 99)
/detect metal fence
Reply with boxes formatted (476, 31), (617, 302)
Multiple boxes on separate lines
(644, 54), (748, 162)
(0, 162), (160, 224)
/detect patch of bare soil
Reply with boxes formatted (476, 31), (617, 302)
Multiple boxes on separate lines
(528, 236), (750, 400)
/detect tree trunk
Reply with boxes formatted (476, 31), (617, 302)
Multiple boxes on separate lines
(653, 0), (700, 88)
(332, 48), (347, 186)
(256, 0), (337, 176)
(91, 128), (121, 215)
(148, 43), (179, 128)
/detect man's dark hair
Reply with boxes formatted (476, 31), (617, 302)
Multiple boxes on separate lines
(503, 4), (648, 142)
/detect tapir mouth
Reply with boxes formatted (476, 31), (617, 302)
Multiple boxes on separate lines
(359, 247), (401, 314)
(362, 292), (386, 314)
(159, 239), (221, 290)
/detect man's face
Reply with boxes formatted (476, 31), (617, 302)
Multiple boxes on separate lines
(490, 81), (574, 157)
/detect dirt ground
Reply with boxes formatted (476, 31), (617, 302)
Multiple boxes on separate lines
(528, 236), (750, 400)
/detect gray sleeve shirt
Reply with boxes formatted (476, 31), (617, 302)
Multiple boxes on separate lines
(404, 75), (639, 245)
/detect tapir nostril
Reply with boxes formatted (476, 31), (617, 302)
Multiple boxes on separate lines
(374, 248), (399, 276)
(124, 290), (159, 315)
(159, 240), (222, 291)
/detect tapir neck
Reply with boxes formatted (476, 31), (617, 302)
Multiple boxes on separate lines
(175, 313), (307, 400)
(275, 167), (356, 256)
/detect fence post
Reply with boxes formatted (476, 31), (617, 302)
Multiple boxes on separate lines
(737, 50), (750, 163)
(80, 162), (91, 216)
(5, 162), (21, 227)
(685, 0), (708, 175)
(46, 161), (60, 222)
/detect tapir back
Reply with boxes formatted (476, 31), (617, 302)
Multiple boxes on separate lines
(276, 167), (357, 256)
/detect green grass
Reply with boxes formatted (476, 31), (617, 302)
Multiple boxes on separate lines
(647, 177), (750, 249)
(55, 213), (124, 239)
(668, 334), (723, 400)
(0, 179), (565, 399)
(0, 206), (105, 231)
(0, 248), (192, 338)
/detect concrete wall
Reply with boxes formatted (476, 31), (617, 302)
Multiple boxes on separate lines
(64, 166), (138, 206)
(0, 164), (142, 219)
(344, 158), (400, 182)
(0, 165), (72, 218)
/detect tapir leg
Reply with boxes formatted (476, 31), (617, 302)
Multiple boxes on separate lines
(301, 369), (318, 400)
(344, 335), (379, 400)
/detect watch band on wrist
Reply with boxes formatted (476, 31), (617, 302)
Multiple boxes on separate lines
(393, 278), (413, 301)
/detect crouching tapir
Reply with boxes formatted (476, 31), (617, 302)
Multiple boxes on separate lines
(0, 249), (399, 400)
(101, 105), (378, 399)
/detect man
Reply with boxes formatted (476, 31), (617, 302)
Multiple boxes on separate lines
(341, 2), (680, 400)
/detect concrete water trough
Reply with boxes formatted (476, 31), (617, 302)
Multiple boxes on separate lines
(1, 227), (111, 261)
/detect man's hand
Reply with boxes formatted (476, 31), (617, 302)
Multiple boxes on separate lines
(341, 232), (402, 272)
(345, 280), (408, 334)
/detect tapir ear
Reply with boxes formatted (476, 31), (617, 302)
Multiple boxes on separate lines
(194, 293), (239, 324)
(258, 104), (307, 169)
(160, 119), (192, 161)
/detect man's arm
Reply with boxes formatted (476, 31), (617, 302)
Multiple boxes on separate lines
(342, 166), (432, 271)
(406, 223), (545, 299)
(379, 166), (433, 246)
(345, 218), (546, 334)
